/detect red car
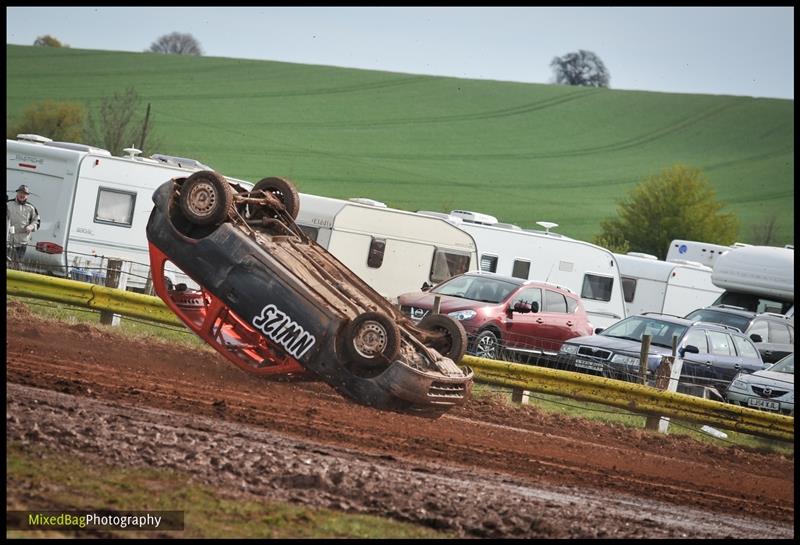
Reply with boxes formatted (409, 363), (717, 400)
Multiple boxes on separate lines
(398, 271), (594, 361)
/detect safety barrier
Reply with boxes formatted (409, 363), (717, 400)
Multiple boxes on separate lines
(6, 269), (182, 327)
(462, 355), (793, 442)
(7, 270), (793, 442)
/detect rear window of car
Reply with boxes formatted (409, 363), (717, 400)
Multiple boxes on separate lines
(685, 309), (751, 332)
(768, 322), (792, 344)
(707, 331), (734, 356)
(545, 290), (568, 313)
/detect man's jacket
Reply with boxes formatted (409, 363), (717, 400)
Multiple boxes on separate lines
(6, 199), (40, 245)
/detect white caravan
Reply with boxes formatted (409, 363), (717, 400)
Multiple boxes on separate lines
(296, 196), (478, 300)
(665, 239), (749, 268)
(6, 134), (252, 291)
(425, 210), (627, 329)
(614, 252), (723, 317)
(711, 245), (794, 315)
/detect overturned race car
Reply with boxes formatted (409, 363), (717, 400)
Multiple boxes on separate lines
(145, 171), (473, 415)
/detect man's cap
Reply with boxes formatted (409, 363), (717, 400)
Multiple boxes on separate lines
(16, 185), (31, 194)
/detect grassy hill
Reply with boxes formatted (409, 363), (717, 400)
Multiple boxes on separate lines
(6, 44), (794, 247)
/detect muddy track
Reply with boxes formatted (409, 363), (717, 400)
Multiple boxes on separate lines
(5, 304), (794, 537)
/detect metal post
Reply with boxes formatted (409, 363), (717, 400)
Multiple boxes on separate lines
(100, 259), (123, 326)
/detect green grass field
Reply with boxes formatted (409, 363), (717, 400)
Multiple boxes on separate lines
(6, 44), (794, 246)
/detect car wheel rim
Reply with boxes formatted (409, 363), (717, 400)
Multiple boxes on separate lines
(476, 334), (496, 358)
(353, 321), (388, 359)
(187, 181), (217, 218)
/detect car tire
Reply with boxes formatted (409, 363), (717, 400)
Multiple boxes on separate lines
(473, 329), (502, 360)
(179, 171), (234, 226)
(417, 314), (468, 362)
(343, 311), (401, 368)
(251, 176), (300, 220)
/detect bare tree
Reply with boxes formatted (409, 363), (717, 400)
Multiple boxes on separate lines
(550, 50), (610, 88)
(148, 32), (203, 55)
(750, 213), (779, 245)
(84, 87), (160, 156)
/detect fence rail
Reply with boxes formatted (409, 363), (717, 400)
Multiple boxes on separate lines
(7, 269), (793, 442)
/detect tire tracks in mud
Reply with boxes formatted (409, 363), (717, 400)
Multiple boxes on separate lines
(6, 343), (793, 526)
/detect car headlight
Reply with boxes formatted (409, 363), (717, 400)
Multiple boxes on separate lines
(729, 379), (747, 391)
(611, 353), (639, 366)
(560, 344), (578, 354)
(447, 309), (476, 321)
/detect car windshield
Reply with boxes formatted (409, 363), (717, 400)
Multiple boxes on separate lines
(684, 309), (751, 332)
(432, 275), (518, 304)
(601, 316), (689, 348)
(768, 354), (794, 375)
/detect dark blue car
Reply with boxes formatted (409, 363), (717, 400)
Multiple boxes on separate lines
(558, 313), (767, 396)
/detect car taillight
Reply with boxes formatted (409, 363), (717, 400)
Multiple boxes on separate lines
(35, 242), (64, 254)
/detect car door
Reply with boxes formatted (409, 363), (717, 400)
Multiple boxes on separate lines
(503, 287), (544, 351)
(706, 330), (741, 388)
(731, 334), (764, 375)
(679, 328), (713, 386)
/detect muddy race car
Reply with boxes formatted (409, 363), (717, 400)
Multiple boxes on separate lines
(145, 171), (473, 415)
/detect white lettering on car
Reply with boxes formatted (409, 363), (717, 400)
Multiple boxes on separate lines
(252, 304), (316, 359)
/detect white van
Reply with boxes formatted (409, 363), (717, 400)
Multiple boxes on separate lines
(6, 134), (251, 290)
(428, 211), (627, 329)
(297, 196), (478, 300)
(614, 252), (723, 317)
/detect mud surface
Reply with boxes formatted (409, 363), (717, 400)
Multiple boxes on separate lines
(6, 303), (795, 538)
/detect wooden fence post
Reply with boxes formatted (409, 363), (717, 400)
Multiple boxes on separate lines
(639, 334), (651, 385)
(645, 335), (680, 433)
(100, 259), (123, 326)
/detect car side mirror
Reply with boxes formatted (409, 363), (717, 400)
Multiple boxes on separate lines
(749, 333), (763, 343)
(594, 327), (604, 335)
(421, 282), (432, 292)
(513, 301), (532, 314)
(679, 344), (700, 357)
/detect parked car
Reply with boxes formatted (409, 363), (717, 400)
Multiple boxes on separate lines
(558, 313), (767, 395)
(397, 271), (594, 361)
(726, 353), (794, 416)
(145, 171), (473, 415)
(684, 305), (794, 363)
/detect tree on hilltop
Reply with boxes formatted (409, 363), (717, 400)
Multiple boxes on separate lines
(147, 32), (203, 55)
(550, 50), (610, 88)
(34, 35), (67, 48)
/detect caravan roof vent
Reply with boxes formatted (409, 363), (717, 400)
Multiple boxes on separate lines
(450, 210), (498, 225)
(150, 154), (213, 171)
(416, 210), (463, 224)
(349, 197), (387, 208)
(17, 134), (53, 144)
(535, 221), (559, 234)
(122, 147), (143, 159)
(627, 252), (659, 260)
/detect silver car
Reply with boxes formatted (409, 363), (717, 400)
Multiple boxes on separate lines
(726, 354), (794, 416)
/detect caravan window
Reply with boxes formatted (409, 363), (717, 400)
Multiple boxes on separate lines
(367, 238), (386, 269)
(94, 188), (136, 227)
(480, 254), (498, 273)
(430, 249), (471, 284)
(511, 259), (531, 280)
(621, 276), (637, 303)
(581, 274), (613, 302)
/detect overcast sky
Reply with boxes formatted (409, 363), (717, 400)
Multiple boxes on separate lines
(5, 6), (795, 99)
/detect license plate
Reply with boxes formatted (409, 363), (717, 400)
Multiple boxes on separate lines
(574, 358), (604, 372)
(747, 398), (779, 411)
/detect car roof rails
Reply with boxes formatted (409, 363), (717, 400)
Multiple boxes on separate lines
(712, 304), (750, 312)
(692, 321), (743, 333)
(641, 311), (686, 320)
(759, 311), (793, 320)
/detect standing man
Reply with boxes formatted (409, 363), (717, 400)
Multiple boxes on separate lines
(6, 184), (40, 270)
